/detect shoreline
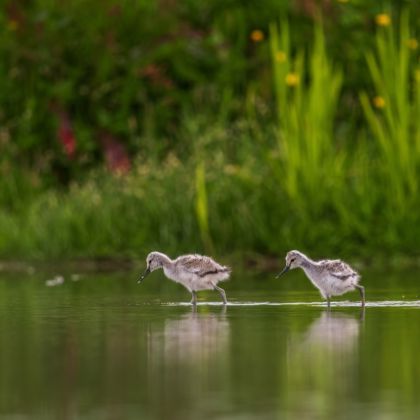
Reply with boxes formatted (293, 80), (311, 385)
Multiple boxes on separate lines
(1, 253), (419, 274)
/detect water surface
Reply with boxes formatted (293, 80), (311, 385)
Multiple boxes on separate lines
(0, 268), (420, 419)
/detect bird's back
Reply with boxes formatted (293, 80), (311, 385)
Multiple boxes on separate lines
(319, 259), (360, 282)
(175, 254), (230, 278)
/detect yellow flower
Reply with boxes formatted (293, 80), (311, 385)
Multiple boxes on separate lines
(250, 30), (264, 43)
(375, 14), (391, 27)
(415, 69), (420, 83)
(275, 51), (287, 63)
(285, 73), (300, 87)
(407, 38), (418, 50)
(7, 20), (18, 31)
(373, 96), (386, 109)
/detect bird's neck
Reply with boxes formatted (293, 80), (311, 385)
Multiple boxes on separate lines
(158, 254), (173, 269)
(300, 257), (319, 273)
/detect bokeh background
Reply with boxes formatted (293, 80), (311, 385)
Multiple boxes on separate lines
(0, 0), (419, 262)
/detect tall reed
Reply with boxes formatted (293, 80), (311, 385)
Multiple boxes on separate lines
(269, 22), (343, 212)
(360, 11), (419, 213)
(195, 162), (213, 253)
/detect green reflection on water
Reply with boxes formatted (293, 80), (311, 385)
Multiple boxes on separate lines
(0, 269), (420, 419)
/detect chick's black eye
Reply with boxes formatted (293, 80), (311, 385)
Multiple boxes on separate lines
(291, 258), (296, 263)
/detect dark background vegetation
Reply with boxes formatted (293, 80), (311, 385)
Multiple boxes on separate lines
(0, 0), (419, 262)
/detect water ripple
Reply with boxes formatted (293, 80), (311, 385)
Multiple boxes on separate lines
(163, 300), (420, 308)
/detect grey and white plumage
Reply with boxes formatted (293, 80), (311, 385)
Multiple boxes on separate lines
(277, 250), (365, 307)
(138, 251), (231, 305)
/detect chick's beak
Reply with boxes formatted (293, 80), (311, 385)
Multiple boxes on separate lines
(138, 268), (150, 283)
(275, 264), (290, 278)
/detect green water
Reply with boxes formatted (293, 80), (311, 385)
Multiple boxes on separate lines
(1, 268), (420, 419)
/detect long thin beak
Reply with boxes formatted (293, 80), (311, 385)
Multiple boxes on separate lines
(138, 268), (150, 283)
(275, 264), (290, 278)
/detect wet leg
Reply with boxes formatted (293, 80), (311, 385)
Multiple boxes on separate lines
(190, 290), (197, 306)
(356, 285), (365, 307)
(326, 296), (331, 309)
(214, 285), (227, 305)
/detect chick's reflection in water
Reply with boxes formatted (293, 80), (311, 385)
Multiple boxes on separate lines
(300, 310), (361, 353)
(148, 307), (230, 365)
(146, 308), (230, 416)
(284, 311), (363, 416)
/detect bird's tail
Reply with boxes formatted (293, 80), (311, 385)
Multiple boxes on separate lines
(220, 266), (231, 281)
(223, 266), (232, 274)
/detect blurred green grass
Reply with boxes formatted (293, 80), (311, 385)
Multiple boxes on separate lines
(0, 1), (419, 261)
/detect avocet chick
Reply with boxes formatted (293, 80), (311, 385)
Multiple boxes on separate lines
(138, 251), (231, 305)
(276, 250), (365, 307)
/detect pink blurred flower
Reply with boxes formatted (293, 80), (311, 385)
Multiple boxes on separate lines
(100, 131), (131, 174)
(57, 112), (76, 159)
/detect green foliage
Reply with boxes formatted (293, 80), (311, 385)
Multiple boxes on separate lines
(0, 0), (287, 176)
(270, 21), (344, 211)
(360, 11), (419, 214)
(0, 3), (419, 261)
(195, 162), (213, 253)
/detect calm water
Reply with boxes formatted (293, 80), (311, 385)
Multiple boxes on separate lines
(1, 268), (420, 419)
